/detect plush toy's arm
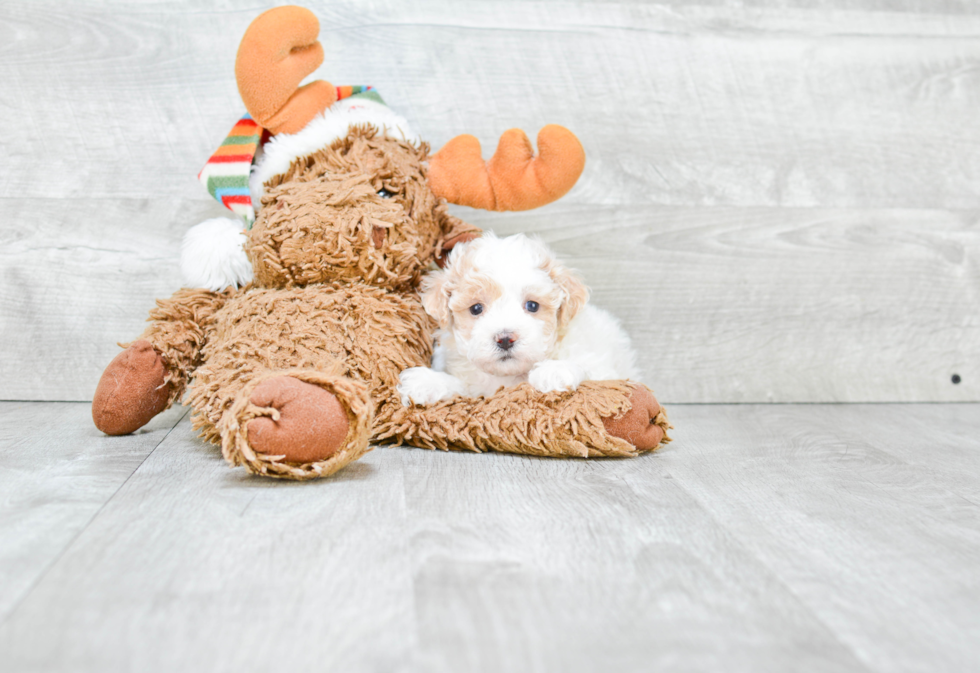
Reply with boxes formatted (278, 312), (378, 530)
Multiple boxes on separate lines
(138, 288), (233, 395)
(93, 288), (232, 435)
(376, 379), (670, 458)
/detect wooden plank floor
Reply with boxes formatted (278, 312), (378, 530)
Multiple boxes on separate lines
(1, 402), (977, 672)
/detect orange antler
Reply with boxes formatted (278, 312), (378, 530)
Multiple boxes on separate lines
(428, 125), (586, 211)
(235, 6), (336, 135)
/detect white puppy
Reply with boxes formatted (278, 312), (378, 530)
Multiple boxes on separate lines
(398, 233), (639, 406)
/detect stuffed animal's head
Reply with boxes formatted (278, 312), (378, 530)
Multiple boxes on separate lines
(247, 124), (458, 290)
(183, 5), (586, 293)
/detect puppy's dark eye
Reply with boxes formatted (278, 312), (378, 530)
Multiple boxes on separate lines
(378, 188), (394, 198)
(525, 300), (539, 313)
(469, 304), (483, 316)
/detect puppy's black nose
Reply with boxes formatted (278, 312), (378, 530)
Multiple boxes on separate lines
(495, 333), (517, 351)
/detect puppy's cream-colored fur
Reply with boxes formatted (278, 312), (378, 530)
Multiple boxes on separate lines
(398, 233), (639, 405)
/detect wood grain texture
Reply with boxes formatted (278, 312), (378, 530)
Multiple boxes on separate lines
(0, 402), (185, 623)
(0, 401), (978, 672)
(0, 412), (418, 673)
(660, 403), (980, 672)
(3, 0), (980, 207)
(1, 0), (979, 402)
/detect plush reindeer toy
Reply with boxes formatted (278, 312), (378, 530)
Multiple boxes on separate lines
(92, 6), (669, 480)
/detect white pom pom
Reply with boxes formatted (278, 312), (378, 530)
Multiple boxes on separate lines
(180, 218), (253, 291)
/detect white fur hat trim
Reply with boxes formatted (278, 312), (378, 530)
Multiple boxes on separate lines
(249, 97), (419, 207)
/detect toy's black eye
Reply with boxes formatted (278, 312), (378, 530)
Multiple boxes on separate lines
(469, 304), (483, 316)
(378, 188), (394, 198)
(525, 300), (539, 313)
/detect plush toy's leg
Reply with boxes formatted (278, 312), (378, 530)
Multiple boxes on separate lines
(217, 370), (374, 480)
(376, 380), (670, 458)
(92, 288), (230, 435)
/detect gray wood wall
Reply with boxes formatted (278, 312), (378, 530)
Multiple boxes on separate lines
(1, 0), (977, 403)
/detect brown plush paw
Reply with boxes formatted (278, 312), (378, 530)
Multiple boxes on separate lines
(602, 386), (665, 451)
(92, 340), (172, 436)
(246, 377), (350, 464)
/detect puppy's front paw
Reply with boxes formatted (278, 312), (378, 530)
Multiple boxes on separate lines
(528, 360), (586, 393)
(397, 367), (466, 406)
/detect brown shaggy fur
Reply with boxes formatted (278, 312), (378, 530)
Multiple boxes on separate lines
(100, 126), (669, 480)
(250, 129), (449, 290)
(377, 380), (670, 458)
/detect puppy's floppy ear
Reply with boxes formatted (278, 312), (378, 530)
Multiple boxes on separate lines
(421, 269), (453, 327)
(435, 211), (481, 268)
(551, 263), (590, 331)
